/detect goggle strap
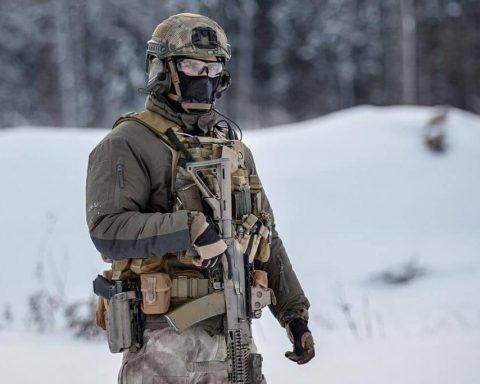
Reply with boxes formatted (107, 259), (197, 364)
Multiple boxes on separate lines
(167, 59), (182, 99)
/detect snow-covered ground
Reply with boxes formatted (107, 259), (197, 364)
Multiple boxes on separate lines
(0, 105), (479, 383)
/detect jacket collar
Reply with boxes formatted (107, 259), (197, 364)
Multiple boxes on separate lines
(145, 95), (217, 135)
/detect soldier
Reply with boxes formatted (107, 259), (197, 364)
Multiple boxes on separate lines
(87, 13), (314, 384)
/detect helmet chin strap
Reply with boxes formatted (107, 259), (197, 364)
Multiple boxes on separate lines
(165, 59), (214, 113)
(179, 102), (213, 113)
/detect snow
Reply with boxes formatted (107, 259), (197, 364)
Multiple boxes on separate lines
(0, 105), (479, 383)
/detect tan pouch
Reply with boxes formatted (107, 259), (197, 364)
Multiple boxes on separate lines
(95, 269), (113, 330)
(177, 249), (200, 267)
(175, 165), (204, 211)
(255, 236), (271, 263)
(140, 273), (172, 314)
(112, 259), (136, 280)
(130, 257), (164, 275)
(249, 174), (262, 190)
(176, 184), (204, 212)
(95, 297), (109, 330)
(253, 270), (268, 289)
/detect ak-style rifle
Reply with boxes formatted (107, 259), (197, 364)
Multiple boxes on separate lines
(164, 129), (269, 383)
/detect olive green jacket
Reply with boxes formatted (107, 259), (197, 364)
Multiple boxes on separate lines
(86, 110), (310, 327)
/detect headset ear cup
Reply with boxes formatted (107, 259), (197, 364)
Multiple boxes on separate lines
(147, 58), (171, 95)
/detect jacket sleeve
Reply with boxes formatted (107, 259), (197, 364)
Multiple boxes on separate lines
(86, 132), (192, 261)
(243, 145), (310, 327)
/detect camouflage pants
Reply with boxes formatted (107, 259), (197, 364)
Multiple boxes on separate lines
(118, 325), (267, 384)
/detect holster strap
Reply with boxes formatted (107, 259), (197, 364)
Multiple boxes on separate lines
(171, 276), (210, 299)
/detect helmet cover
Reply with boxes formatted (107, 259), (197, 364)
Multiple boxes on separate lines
(146, 13), (231, 72)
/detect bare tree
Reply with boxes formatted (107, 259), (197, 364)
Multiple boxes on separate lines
(400, 0), (417, 104)
(54, 0), (77, 126)
(233, 0), (257, 127)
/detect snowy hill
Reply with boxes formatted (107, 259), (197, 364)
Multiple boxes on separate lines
(0, 106), (479, 384)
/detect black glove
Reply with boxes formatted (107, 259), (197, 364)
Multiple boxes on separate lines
(285, 318), (315, 364)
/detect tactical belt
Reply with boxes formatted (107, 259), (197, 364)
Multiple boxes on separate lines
(144, 276), (222, 332)
(144, 315), (171, 330)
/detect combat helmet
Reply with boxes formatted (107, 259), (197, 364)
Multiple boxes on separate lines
(145, 13), (232, 113)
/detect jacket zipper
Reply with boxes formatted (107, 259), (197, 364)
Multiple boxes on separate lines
(114, 163), (125, 207)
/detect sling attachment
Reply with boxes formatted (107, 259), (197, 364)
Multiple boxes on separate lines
(165, 128), (195, 167)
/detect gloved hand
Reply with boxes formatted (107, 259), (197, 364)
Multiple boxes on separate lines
(285, 318), (315, 364)
(189, 211), (227, 267)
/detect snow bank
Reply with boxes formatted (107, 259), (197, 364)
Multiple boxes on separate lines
(0, 106), (479, 383)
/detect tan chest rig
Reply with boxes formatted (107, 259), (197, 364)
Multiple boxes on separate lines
(173, 131), (272, 264)
(109, 111), (271, 305)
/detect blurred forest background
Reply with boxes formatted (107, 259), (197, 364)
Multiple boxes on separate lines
(0, 0), (479, 129)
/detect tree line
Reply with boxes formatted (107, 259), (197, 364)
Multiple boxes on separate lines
(0, 0), (478, 129)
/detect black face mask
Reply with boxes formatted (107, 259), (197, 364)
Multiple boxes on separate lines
(178, 71), (220, 104)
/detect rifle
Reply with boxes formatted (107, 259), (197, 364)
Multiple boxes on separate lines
(189, 158), (264, 383)
(163, 130), (271, 383)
